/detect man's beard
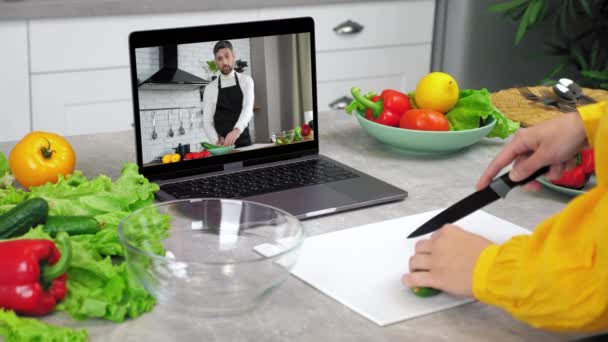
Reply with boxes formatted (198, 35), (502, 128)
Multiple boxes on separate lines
(220, 65), (233, 75)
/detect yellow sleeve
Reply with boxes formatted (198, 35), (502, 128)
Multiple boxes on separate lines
(472, 101), (608, 332)
(578, 101), (607, 147)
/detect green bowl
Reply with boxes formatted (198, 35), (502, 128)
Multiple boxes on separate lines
(536, 175), (596, 196)
(207, 145), (235, 156)
(355, 112), (497, 155)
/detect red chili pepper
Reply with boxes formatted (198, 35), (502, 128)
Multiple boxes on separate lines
(551, 165), (587, 189)
(351, 87), (410, 127)
(580, 148), (594, 175)
(0, 232), (71, 316)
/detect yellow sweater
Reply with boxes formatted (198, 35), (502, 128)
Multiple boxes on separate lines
(473, 101), (608, 332)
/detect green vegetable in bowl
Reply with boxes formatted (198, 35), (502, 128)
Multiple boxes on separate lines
(344, 91), (377, 114)
(445, 88), (519, 138)
(293, 126), (303, 142)
(201, 142), (222, 149)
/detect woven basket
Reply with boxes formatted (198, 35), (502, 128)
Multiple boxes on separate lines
(491, 86), (608, 127)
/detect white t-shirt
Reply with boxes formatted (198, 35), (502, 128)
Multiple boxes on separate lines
(201, 70), (254, 144)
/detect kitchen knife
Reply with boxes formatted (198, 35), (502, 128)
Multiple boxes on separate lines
(407, 166), (550, 239)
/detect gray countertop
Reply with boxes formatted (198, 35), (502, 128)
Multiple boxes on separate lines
(0, 111), (586, 341)
(1, 0), (394, 21)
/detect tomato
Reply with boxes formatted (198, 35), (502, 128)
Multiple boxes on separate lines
(9, 132), (76, 189)
(399, 109), (450, 131)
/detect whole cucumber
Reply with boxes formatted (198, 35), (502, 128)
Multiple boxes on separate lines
(0, 198), (49, 238)
(43, 216), (100, 237)
(201, 142), (222, 149)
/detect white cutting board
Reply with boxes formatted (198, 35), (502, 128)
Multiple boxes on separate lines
(265, 209), (531, 326)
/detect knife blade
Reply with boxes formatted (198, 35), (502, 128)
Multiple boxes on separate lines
(407, 166), (550, 239)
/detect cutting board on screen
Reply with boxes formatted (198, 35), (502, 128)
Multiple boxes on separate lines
(284, 209), (530, 326)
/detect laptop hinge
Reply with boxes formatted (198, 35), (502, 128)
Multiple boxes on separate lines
(223, 161), (244, 171)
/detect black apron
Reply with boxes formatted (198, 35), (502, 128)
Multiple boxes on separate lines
(213, 73), (252, 147)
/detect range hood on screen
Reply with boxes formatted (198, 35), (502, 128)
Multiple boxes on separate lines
(138, 45), (208, 91)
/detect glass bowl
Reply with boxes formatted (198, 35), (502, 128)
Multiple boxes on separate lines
(118, 198), (304, 316)
(272, 130), (295, 145)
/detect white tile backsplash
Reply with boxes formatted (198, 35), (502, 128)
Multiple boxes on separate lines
(135, 47), (159, 82)
(139, 91), (206, 164)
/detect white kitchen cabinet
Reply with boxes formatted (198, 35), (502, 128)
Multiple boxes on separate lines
(316, 44), (431, 110)
(260, 1), (435, 52)
(27, 9), (260, 137)
(29, 10), (259, 73)
(19, 0), (435, 138)
(262, 0), (435, 112)
(0, 21), (30, 142)
(31, 68), (133, 135)
(317, 75), (405, 112)
(316, 44), (431, 82)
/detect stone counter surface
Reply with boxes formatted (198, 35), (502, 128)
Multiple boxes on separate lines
(0, 111), (590, 341)
(1, 0), (401, 20)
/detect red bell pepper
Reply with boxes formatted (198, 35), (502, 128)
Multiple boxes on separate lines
(580, 148), (594, 175)
(184, 150), (211, 160)
(551, 165), (587, 189)
(0, 232), (72, 316)
(351, 87), (411, 127)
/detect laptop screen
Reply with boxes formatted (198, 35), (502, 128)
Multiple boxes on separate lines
(129, 18), (318, 177)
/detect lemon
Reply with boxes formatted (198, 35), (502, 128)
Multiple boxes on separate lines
(414, 72), (459, 113)
(162, 154), (172, 164)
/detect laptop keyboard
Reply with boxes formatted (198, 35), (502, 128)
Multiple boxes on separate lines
(160, 159), (359, 199)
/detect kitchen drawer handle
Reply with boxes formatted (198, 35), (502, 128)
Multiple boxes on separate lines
(329, 96), (353, 110)
(333, 20), (364, 35)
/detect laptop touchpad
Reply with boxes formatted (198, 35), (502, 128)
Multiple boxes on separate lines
(246, 185), (354, 216)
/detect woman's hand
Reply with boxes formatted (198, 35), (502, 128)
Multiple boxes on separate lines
(476, 113), (587, 191)
(402, 225), (492, 297)
(223, 128), (241, 146)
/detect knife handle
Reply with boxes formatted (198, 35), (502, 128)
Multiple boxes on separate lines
(500, 165), (551, 188)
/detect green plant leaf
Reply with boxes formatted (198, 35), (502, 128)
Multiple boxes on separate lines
(559, 2), (569, 37)
(579, 0), (592, 17)
(515, 2), (535, 45)
(206, 60), (218, 73)
(538, 0), (550, 21)
(590, 40), (600, 70)
(488, 0), (529, 13)
(600, 83), (608, 90)
(528, 0), (545, 24)
(572, 48), (589, 70)
(540, 78), (557, 86)
(545, 63), (566, 79)
(543, 41), (569, 56)
(567, 0), (577, 20)
(581, 70), (608, 81)
(505, 5), (527, 20)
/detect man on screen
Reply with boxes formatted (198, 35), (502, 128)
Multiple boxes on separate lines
(202, 40), (254, 148)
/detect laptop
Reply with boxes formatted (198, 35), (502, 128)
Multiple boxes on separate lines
(128, 17), (407, 219)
